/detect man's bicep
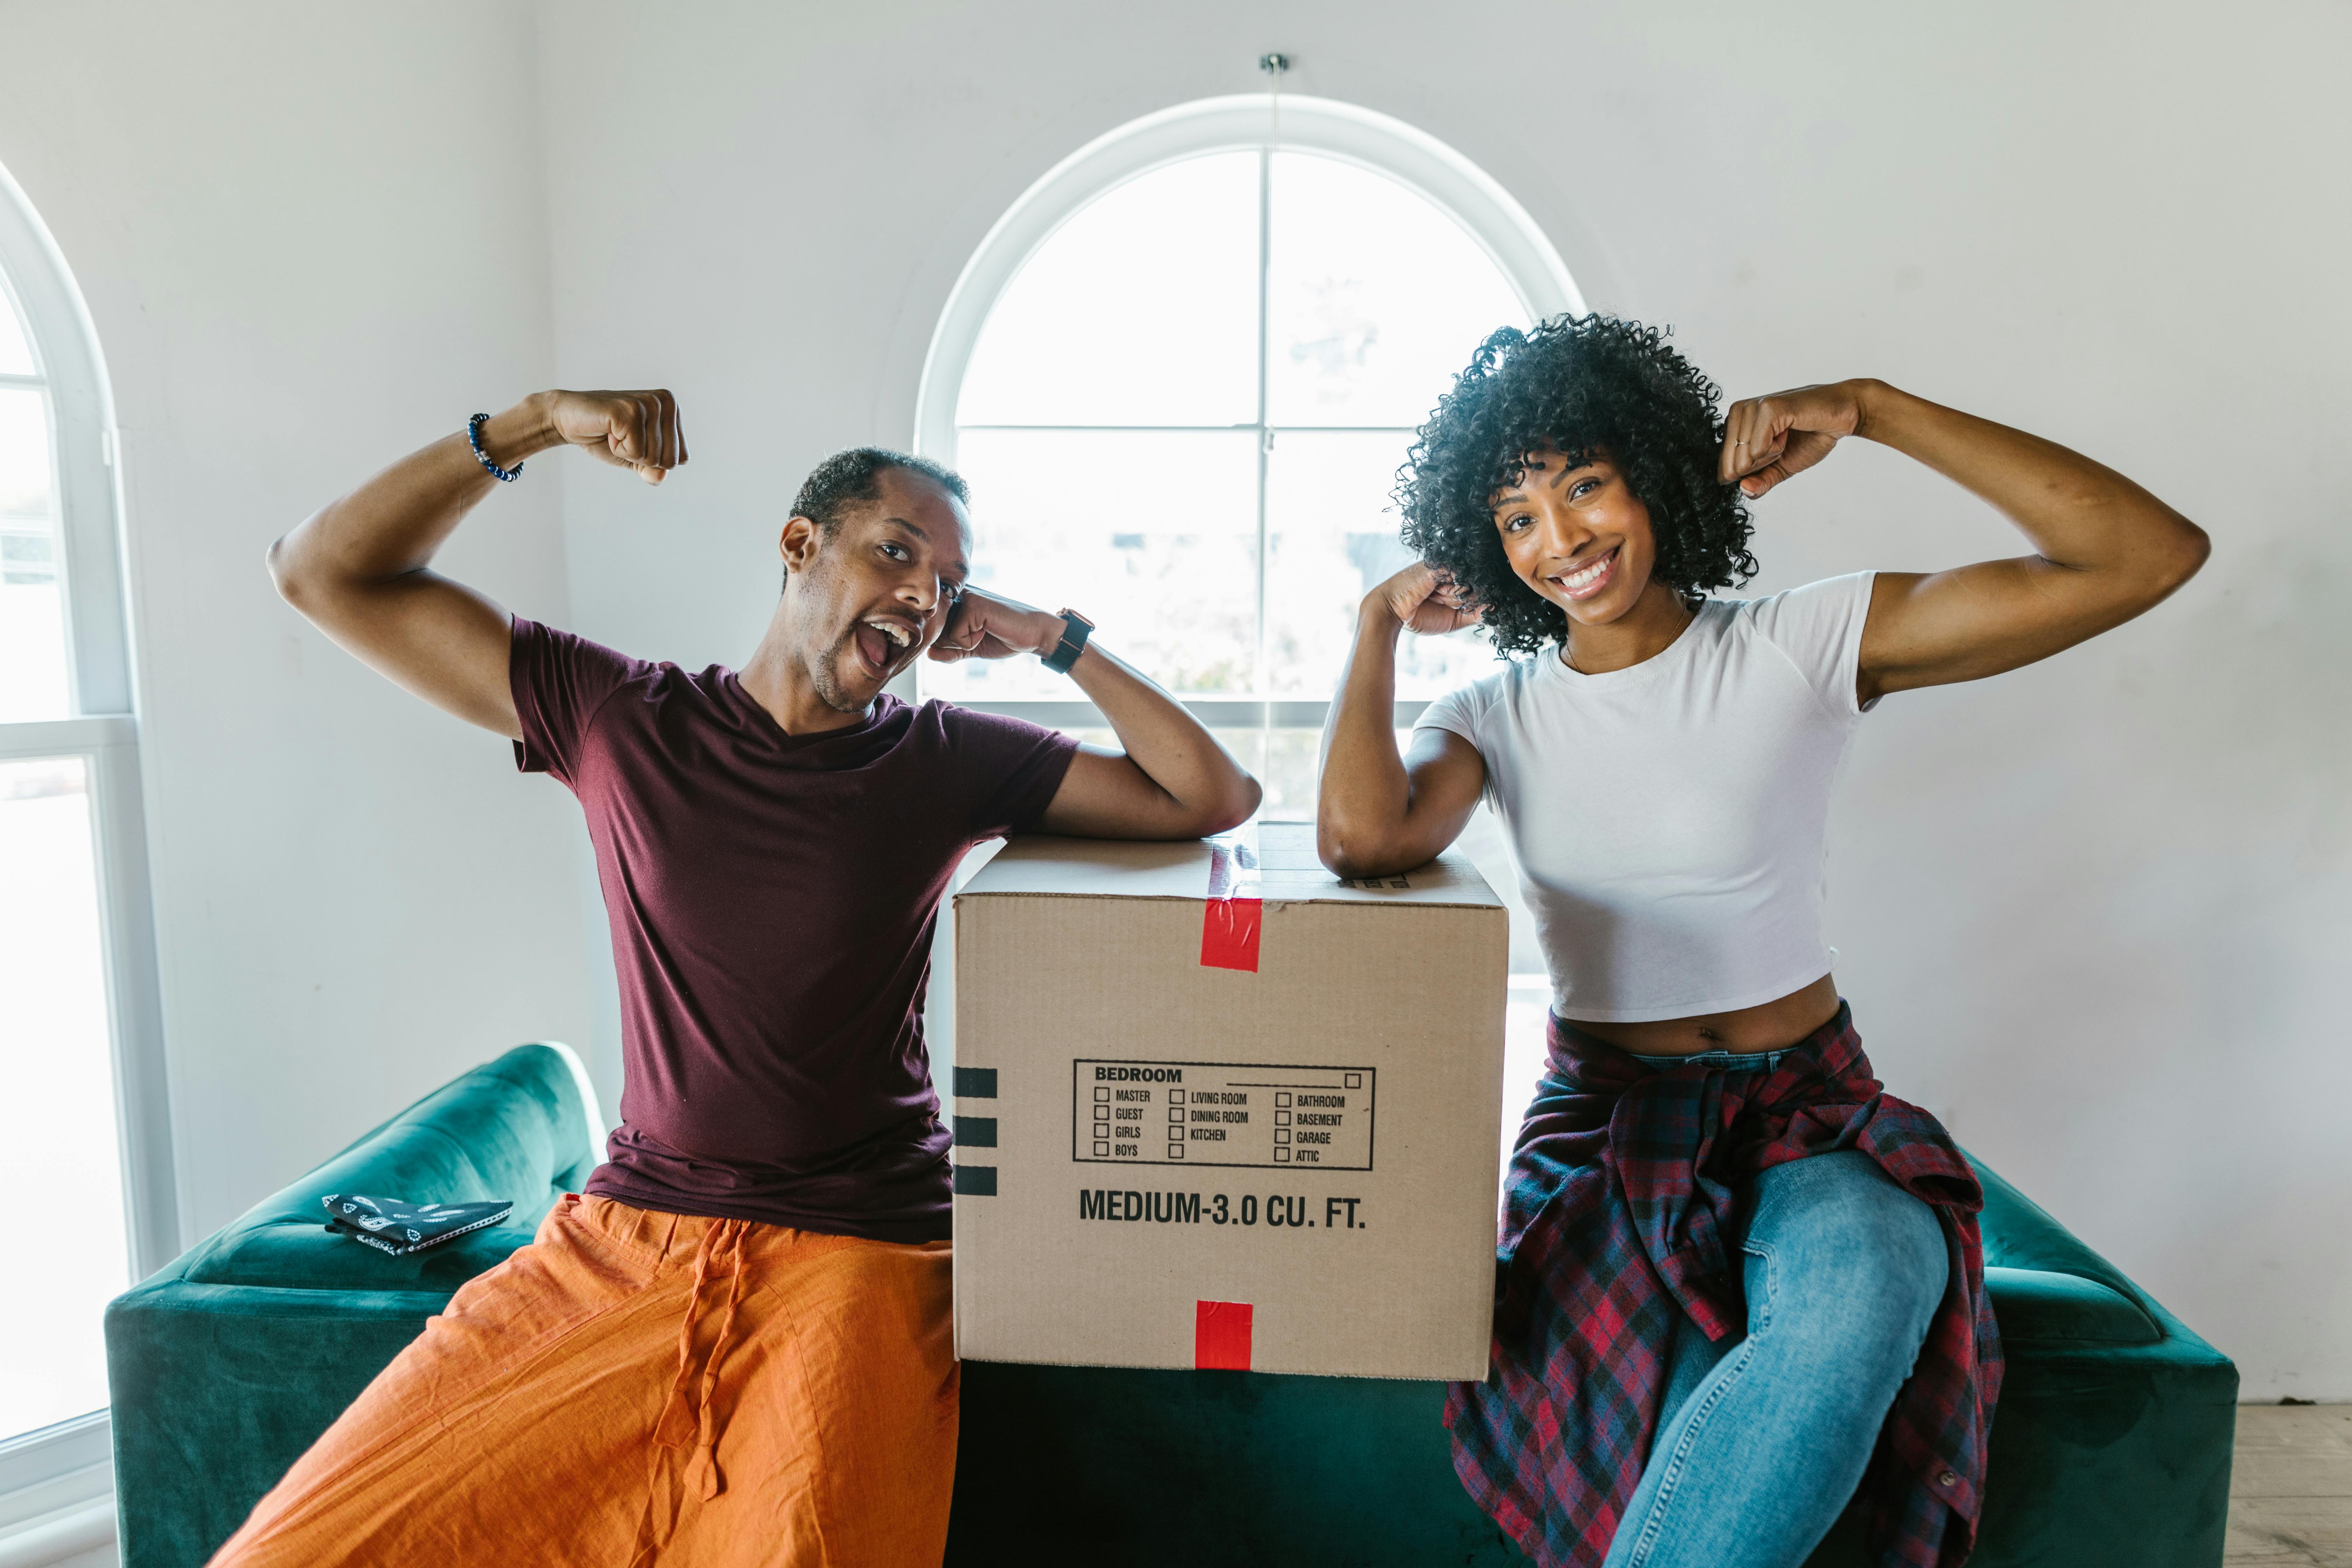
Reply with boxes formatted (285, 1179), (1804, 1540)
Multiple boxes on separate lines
(1035, 746), (1202, 840)
(317, 572), (523, 739)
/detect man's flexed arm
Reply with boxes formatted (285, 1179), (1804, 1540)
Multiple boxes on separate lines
(929, 592), (1261, 839)
(267, 391), (686, 738)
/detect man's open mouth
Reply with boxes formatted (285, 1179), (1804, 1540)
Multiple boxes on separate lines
(852, 616), (916, 677)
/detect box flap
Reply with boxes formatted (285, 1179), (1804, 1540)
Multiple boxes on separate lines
(960, 821), (1502, 909)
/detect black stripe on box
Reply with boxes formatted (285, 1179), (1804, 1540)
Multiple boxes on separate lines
(953, 1164), (997, 1196)
(953, 1067), (997, 1099)
(954, 1116), (998, 1148)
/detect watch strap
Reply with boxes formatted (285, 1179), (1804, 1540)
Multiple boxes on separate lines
(1041, 609), (1094, 675)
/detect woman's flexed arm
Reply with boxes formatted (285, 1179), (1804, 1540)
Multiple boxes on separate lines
(1316, 564), (1488, 880)
(1720, 380), (2209, 704)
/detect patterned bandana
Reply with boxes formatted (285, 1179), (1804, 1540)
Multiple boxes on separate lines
(321, 1194), (514, 1257)
(1445, 1003), (2001, 1568)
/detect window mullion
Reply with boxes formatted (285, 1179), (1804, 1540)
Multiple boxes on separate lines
(1253, 140), (1273, 739)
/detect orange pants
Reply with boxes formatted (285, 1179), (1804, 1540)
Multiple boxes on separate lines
(209, 1195), (957, 1567)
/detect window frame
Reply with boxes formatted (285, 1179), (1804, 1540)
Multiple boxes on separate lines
(911, 93), (1582, 742)
(0, 157), (173, 1513)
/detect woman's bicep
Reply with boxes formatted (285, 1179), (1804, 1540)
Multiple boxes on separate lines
(1858, 558), (2138, 700)
(1373, 728), (1487, 871)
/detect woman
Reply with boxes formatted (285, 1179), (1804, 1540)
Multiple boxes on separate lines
(1317, 316), (2206, 1568)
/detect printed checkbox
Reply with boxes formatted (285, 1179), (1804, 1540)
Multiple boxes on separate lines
(1168, 1088), (1185, 1103)
(1275, 1128), (1290, 1143)
(1275, 1147), (1290, 1162)
(1094, 1086), (1110, 1101)
(1168, 1105), (1184, 1122)
(1275, 1092), (1292, 1107)
(1093, 1141), (1109, 1157)
(1168, 1142), (1184, 1159)
(1345, 1073), (1362, 1089)
(1275, 1109), (1290, 1125)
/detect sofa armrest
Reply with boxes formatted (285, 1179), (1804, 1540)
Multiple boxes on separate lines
(170, 1043), (601, 1296)
(106, 1042), (602, 1568)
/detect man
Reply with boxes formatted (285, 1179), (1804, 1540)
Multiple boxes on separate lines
(218, 388), (1260, 1566)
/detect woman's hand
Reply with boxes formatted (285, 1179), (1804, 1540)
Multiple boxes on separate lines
(1718, 380), (1871, 498)
(1367, 562), (1483, 636)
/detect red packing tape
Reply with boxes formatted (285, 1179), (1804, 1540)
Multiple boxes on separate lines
(1195, 1299), (1254, 1370)
(1200, 832), (1261, 973)
(1200, 896), (1261, 971)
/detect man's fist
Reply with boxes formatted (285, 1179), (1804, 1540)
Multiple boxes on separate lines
(930, 588), (1066, 663)
(543, 388), (688, 484)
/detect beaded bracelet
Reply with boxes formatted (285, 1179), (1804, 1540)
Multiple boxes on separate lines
(466, 413), (523, 482)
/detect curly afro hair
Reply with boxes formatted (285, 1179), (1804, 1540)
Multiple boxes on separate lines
(1396, 314), (1757, 656)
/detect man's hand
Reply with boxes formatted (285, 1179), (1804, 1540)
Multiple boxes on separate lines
(1718, 380), (1869, 498)
(1366, 562), (1483, 636)
(536, 389), (688, 484)
(928, 587), (1064, 662)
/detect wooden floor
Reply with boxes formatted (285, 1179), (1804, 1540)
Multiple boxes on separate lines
(2230, 1406), (2352, 1566)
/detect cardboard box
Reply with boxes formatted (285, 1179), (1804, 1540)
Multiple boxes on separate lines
(949, 821), (1509, 1380)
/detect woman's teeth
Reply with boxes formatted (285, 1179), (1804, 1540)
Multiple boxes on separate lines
(1553, 548), (1615, 599)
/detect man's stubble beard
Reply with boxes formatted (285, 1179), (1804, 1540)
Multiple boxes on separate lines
(788, 560), (880, 716)
(799, 626), (878, 715)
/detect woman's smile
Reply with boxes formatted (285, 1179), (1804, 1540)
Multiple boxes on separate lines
(1548, 544), (1619, 602)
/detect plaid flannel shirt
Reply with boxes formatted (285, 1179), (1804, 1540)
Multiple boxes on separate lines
(1446, 1002), (2001, 1568)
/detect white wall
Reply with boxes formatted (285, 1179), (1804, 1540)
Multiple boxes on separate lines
(0, 0), (598, 1242)
(532, 0), (2352, 1399)
(5, 0), (2345, 1399)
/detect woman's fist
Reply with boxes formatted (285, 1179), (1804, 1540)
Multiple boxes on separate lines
(1367, 562), (1483, 637)
(1718, 380), (1870, 499)
(544, 388), (688, 484)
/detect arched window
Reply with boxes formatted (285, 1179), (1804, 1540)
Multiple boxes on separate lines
(916, 94), (1579, 810)
(0, 158), (170, 1484)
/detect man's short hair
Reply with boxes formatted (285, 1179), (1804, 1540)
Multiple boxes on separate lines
(784, 447), (968, 587)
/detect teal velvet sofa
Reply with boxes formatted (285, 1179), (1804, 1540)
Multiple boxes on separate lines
(107, 1044), (2237, 1567)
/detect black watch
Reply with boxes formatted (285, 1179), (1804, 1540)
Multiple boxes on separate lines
(1040, 609), (1094, 675)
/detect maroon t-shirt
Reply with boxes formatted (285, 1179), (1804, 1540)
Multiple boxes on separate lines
(509, 617), (1079, 1242)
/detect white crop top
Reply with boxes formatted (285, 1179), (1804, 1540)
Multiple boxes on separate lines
(1416, 573), (1877, 1023)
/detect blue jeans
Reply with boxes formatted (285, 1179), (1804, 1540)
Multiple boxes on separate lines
(1600, 1053), (1949, 1568)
